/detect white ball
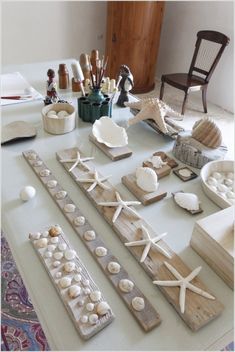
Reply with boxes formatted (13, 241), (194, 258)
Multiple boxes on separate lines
(20, 186), (36, 201)
(212, 172), (223, 180)
(217, 184), (228, 193)
(47, 110), (57, 117)
(57, 110), (69, 118)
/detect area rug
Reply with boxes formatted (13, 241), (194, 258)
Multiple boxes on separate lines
(1, 233), (50, 351)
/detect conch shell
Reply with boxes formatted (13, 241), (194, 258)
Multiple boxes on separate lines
(136, 167), (159, 192)
(192, 118), (222, 149)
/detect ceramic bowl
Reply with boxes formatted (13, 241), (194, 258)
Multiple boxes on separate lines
(200, 160), (234, 208)
(42, 103), (75, 135)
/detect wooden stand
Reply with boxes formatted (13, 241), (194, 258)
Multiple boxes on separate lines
(56, 147), (224, 331)
(89, 133), (132, 161)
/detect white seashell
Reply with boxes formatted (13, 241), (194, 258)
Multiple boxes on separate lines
(40, 169), (51, 177)
(59, 277), (72, 288)
(136, 167), (159, 192)
(80, 315), (88, 323)
(49, 225), (62, 237)
(84, 230), (96, 241)
(47, 110), (57, 117)
(28, 152), (37, 160)
(20, 186), (36, 201)
(224, 179), (233, 187)
(217, 184), (228, 193)
(119, 279), (134, 293)
(57, 110), (69, 118)
(29, 232), (41, 240)
(53, 261), (61, 267)
(55, 190), (67, 199)
(107, 262), (121, 274)
(226, 191), (235, 199)
(47, 180), (58, 188)
(132, 297), (145, 311)
(44, 251), (52, 258)
(74, 216), (85, 226)
(58, 243), (67, 251)
(55, 271), (62, 279)
(82, 279), (90, 286)
(53, 252), (63, 260)
(68, 285), (81, 298)
(86, 303), (94, 311)
(33, 160), (43, 167)
(64, 262), (76, 273)
(226, 172), (234, 180)
(78, 299), (85, 307)
(50, 237), (59, 244)
(65, 249), (76, 261)
(64, 203), (76, 213)
(42, 231), (49, 237)
(36, 238), (48, 248)
(90, 291), (101, 302)
(89, 314), (98, 325)
(212, 171), (223, 180)
(174, 192), (200, 211)
(178, 168), (192, 178)
(96, 302), (110, 316)
(95, 247), (107, 257)
(84, 288), (91, 295)
(74, 274), (82, 282)
(209, 185), (217, 193)
(207, 177), (218, 187)
(148, 155), (167, 169)
(77, 267), (82, 273)
(92, 116), (128, 148)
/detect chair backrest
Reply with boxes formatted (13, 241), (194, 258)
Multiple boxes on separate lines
(188, 30), (230, 82)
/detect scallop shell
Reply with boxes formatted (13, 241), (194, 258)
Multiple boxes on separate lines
(68, 285), (81, 298)
(55, 190), (67, 199)
(74, 216), (85, 226)
(92, 116), (128, 148)
(119, 279), (134, 293)
(83, 230), (96, 241)
(64, 249), (76, 261)
(64, 262), (76, 273)
(107, 261), (121, 274)
(90, 291), (101, 302)
(64, 203), (76, 213)
(132, 297), (145, 311)
(192, 118), (222, 148)
(174, 192), (200, 211)
(95, 247), (107, 257)
(97, 302), (110, 316)
(59, 277), (72, 288)
(136, 167), (159, 192)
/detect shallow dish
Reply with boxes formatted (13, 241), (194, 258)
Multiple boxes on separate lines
(42, 103), (75, 135)
(200, 160), (234, 208)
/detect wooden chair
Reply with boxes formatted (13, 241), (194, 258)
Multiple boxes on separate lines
(159, 30), (230, 115)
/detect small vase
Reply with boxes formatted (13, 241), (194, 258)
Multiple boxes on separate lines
(88, 88), (105, 104)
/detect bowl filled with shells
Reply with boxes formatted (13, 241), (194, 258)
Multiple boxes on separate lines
(200, 160), (234, 208)
(42, 103), (76, 135)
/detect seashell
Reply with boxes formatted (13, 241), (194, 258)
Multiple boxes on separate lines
(95, 247), (107, 257)
(80, 315), (88, 323)
(224, 179), (233, 187)
(47, 114), (58, 119)
(77, 267), (82, 273)
(33, 160), (43, 167)
(207, 177), (218, 187)
(53, 252), (63, 260)
(209, 185), (217, 193)
(78, 299), (85, 307)
(64, 262), (76, 273)
(226, 172), (234, 180)
(44, 251), (52, 258)
(55, 190), (67, 199)
(136, 167), (159, 192)
(28, 152), (37, 160)
(50, 237), (59, 244)
(90, 291), (101, 302)
(174, 192), (200, 211)
(83, 230), (96, 241)
(226, 191), (235, 199)
(65, 249), (76, 261)
(55, 272), (62, 279)
(217, 184), (228, 193)
(68, 285), (81, 298)
(53, 261), (61, 267)
(119, 279), (134, 293)
(42, 231), (49, 237)
(64, 203), (76, 213)
(96, 301), (110, 316)
(47, 180), (58, 188)
(132, 297), (145, 311)
(107, 261), (121, 274)
(86, 303), (94, 311)
(40, 169), (51, 177)
(58, 243), (67, 251)
(49, 225), (62, 237)
(74, 216), (85, 226)
(82, 279), (90, 286)
(89, 314), (98, 325)
(148, 155), (167, 169)
(212, 171), (223, 180)
(74, 274), (82, 282)
(36, 238), (48, 248)
(84, 288), (91, 295)
(192, 117), (222, 148)
(178, 168), (192, 178)
(20, 186), (36, 201)
(92, 116), (128, 148)
(57, 110), (69, 118)
(29, 232), (41, 240)
(59, 277), (72, 288)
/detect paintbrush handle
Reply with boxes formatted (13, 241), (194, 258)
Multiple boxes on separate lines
(1, 95), (32, 100)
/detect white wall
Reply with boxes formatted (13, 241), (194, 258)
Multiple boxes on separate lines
(157, 1), (234, 112)
(2, 1), (107, 65)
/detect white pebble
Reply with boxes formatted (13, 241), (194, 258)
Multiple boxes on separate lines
(27, 152), (37, 160)
(89, 314), (98, 325)
(74, 216), (85, 226)
(95, 247), (107, 257)
(20, 186), (36, 201)
(65, 249), (76, 261)
(80, 315), (88, 323)
(209, 185), (217, 193)
(86, 303), (95, 312)
(53, 252), (63, 260)
(58, 243), (67, 251)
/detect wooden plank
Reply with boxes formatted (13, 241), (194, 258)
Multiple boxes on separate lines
(122, 173), (167, 205)
(23, 150), (161, 332)
(172, 191), (203, 215)
(56, 147), (224, 331)
(89, 133), (132, 161)
(29, 225), (114, 340)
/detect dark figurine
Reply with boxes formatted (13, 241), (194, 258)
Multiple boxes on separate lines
(44, 69), (58, 105)
(116, 65), (134, 107)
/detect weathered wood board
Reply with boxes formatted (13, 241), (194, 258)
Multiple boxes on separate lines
(122, 173), (167, 205)
(23, 150), (161, 332)
(172, 191), (203, 215)
(56, 147), (224, 331)
(191, 207), (234, 290)
(89, 133), (132, 161)
(173, 166), (198, 182)
(29, 225), (114, 340)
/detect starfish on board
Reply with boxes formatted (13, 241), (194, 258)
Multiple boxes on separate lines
(153, 261), (215, 314)
(60, 151), (94, 172)
(125, 225), (171, 262)
(98, 191), (141, 223)
(76, 170), (111, 192)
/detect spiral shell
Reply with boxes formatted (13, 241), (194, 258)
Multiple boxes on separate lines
(192, 118), (222, 149)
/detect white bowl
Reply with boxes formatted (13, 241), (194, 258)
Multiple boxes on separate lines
(42, 103), (75, 135)
(200, 160), (234, 208)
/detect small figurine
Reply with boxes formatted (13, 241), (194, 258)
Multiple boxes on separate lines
(116, 65), (134, 107)
(44, 69), (58, 105)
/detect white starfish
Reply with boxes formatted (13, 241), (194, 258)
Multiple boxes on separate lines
(125, 225), (171, 262)
(60, 151), (94, 172)
(76, 170), (111, 192)
(98, 191), (141, 223)
(153, 261), (215, 314)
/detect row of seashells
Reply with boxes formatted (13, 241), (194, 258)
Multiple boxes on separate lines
(206, 171), (234, 205)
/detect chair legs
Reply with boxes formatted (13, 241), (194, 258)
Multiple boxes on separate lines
(181, 91), (188, 115)
(159, 80), (164, 100)
(202, 87), (208, 113)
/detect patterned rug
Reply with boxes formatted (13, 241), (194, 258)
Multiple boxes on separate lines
(1, 233), (50, 351)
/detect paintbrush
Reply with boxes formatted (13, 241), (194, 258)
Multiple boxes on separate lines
(98, 56), (109, 87)
(88, 56), (95, 89)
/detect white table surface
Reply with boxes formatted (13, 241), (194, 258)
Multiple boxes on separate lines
(1, 59), (234, 351)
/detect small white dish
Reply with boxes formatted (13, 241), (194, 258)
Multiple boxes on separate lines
(42, 103), (75, 135)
